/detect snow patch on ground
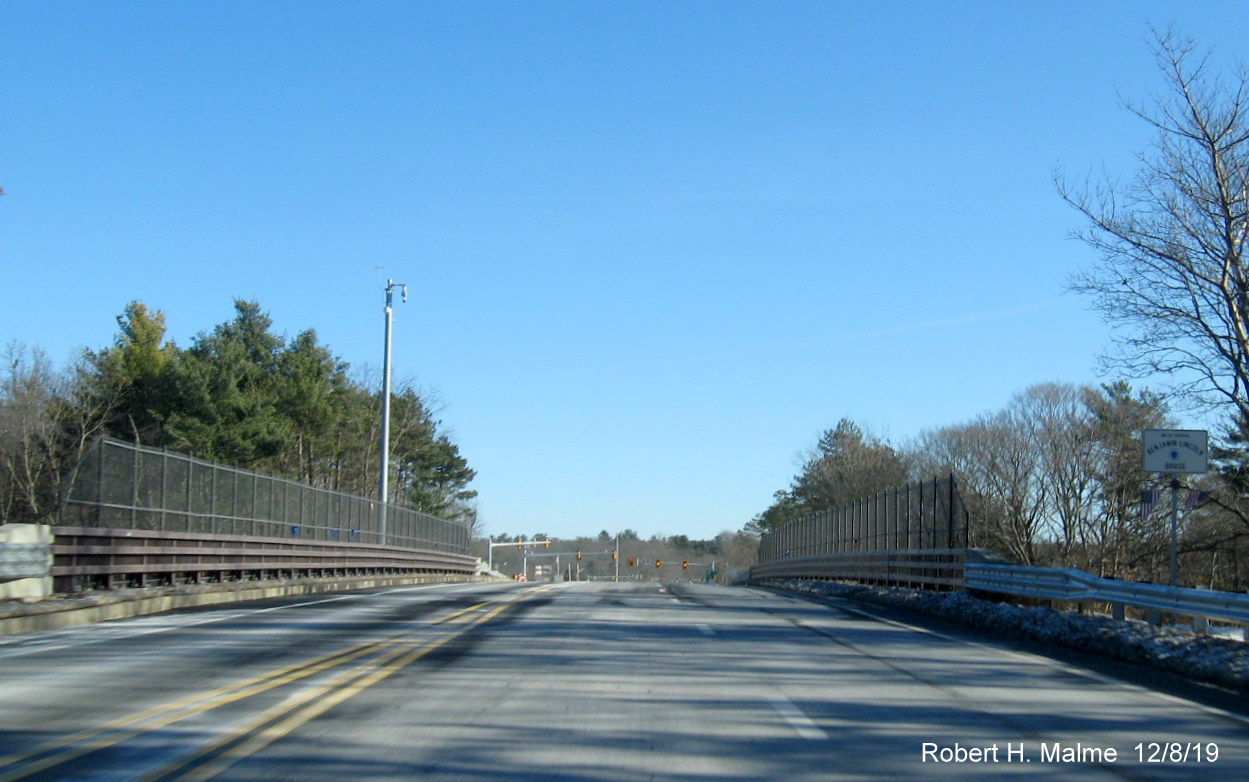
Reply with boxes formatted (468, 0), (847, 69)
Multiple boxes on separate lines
(767, 579), (1249, 691)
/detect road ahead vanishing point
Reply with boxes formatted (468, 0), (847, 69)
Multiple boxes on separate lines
(0, 581), (1245, 781)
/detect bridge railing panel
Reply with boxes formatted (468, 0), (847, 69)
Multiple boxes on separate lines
(752, 476), (969, 589)
(53, 438), (475, 592)
(64, 438), (469, 553)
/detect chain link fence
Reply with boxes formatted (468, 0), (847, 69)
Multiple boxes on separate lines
(63, 438), (470, 554)
(758, 476), (969, 563)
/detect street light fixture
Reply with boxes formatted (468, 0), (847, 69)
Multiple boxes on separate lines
(379, 278), (408, 544)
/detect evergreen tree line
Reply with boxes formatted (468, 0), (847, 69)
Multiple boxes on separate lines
(1, 300), (477, 531)
(750, 382), (1249, 591)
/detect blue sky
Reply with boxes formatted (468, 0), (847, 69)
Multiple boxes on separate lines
(4, 1), (1247, 541)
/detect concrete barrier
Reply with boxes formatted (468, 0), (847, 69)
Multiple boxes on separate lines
(0, 523), (53, 601)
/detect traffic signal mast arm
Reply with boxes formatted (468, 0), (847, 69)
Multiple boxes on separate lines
(648, 560), (714, 569)
(621, 559), (714, 569)
(487, 538), (551, 570)
(522, 549), (618, 582)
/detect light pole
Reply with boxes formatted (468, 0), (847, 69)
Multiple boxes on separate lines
(379, 279), (407, 544)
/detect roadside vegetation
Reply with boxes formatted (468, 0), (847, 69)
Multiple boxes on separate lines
(1, 300), (478, 533)
(753, 30), (1249, 592)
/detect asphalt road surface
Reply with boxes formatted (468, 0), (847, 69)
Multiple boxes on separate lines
(0, 581), (1245, 781)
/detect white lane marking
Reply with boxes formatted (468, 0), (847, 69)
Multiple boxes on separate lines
(768, 694), (826, 740)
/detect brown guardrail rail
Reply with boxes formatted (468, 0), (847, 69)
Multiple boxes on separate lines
(51, 525), (477, 592)
(749, 548), (967, 590)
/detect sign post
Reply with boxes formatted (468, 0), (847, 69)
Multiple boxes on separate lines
(1141, 430), (1209, 587)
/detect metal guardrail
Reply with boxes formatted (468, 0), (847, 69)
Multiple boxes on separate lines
(51, 525), (477, 592)
(966, 562), (1249, 635)
(746, 539), (1249, 640)
(749, 549), (966, 590)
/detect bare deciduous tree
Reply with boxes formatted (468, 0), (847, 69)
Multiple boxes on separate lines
(1058, 29), (1249, 419)
(0, 344), (61, 521)
(908, 383), (1173, 572)
(1, 344), (115, 523)
(910, 407), (1046, 566)
(1019, 383), (1101, 567)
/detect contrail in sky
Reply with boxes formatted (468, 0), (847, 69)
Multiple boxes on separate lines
(829, 299), (1069, 343)
(497, 299), (1073, 384)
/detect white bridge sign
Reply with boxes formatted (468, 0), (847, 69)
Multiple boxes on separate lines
(1141, 429), (1209, 474)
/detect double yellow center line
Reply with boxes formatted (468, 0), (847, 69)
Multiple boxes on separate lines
(0, 588), (544, 781)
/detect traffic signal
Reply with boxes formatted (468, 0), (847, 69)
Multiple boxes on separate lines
(544, 540), (551, 547)
(682, 561), (689, 569)
(655, 560), (662, 568)
(627, 557), (637, 566)
(576, 551), (582, 560)
(611, 550), (618, 560)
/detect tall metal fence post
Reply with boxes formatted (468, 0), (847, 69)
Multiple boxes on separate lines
(130, 442), (139, 528)
(947, 473), (956, 549)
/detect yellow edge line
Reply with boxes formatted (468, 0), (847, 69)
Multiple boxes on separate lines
(0, 600), (496, 782)
(167, 594), (528, 782)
